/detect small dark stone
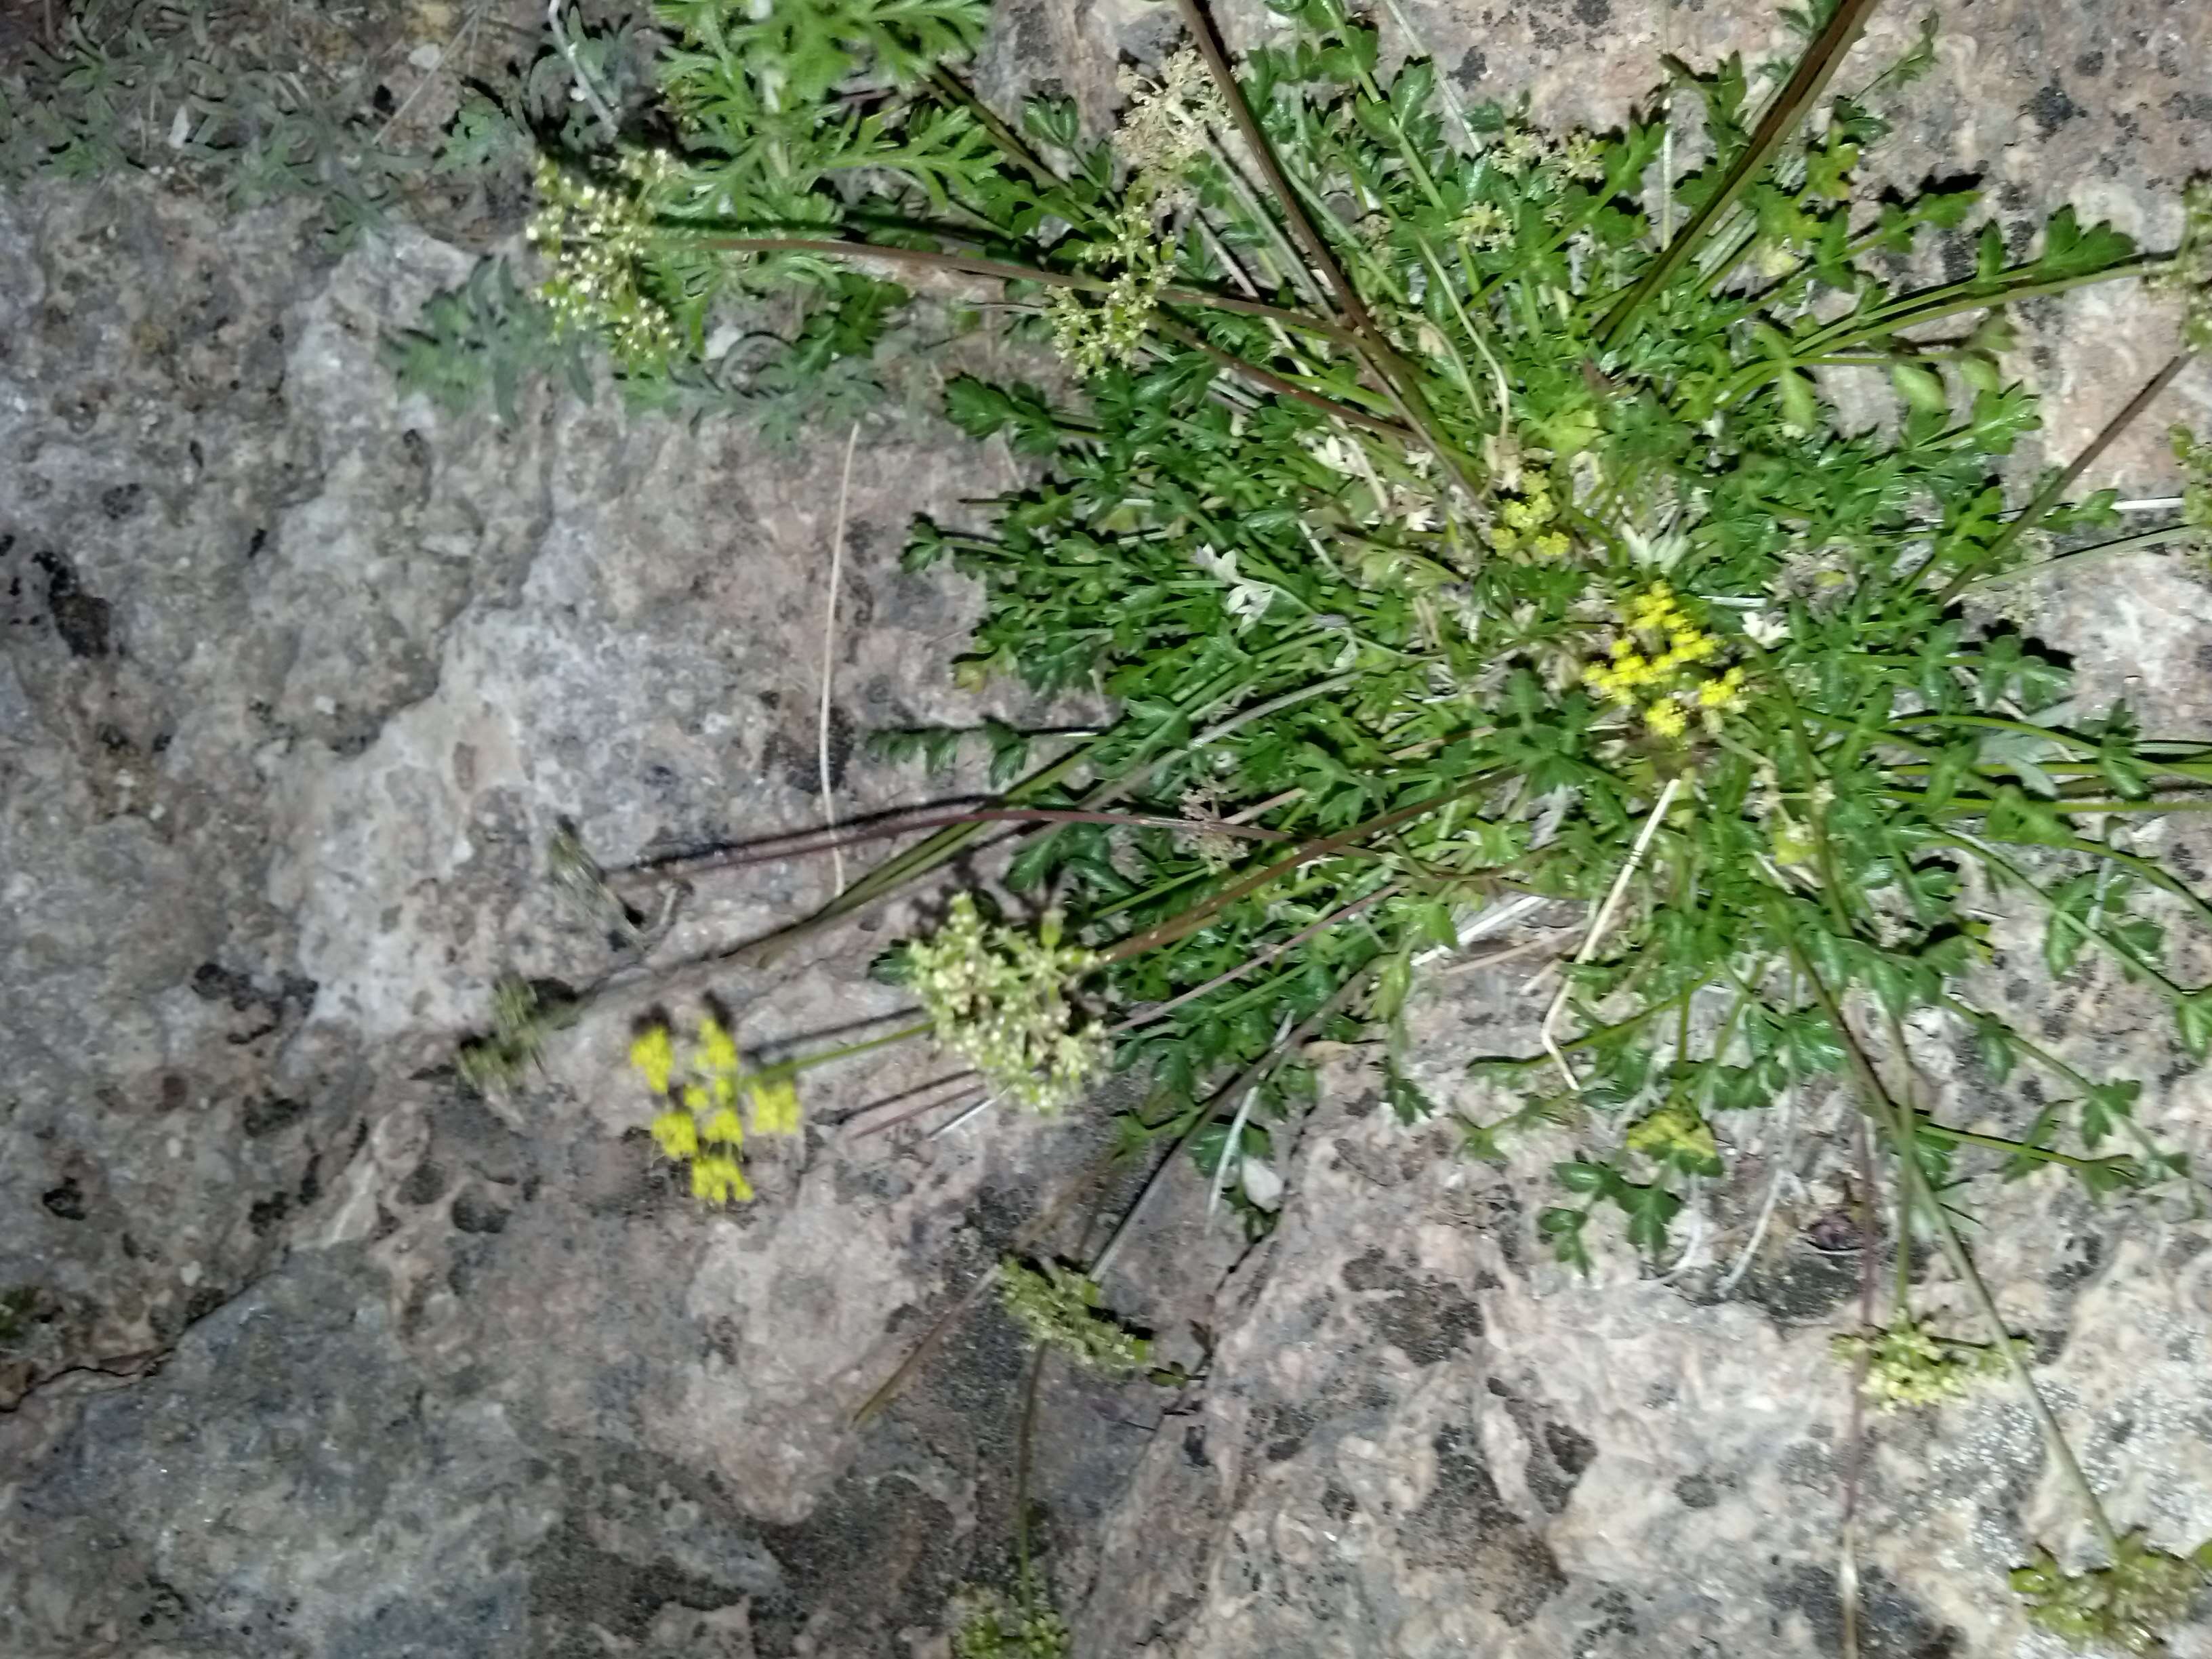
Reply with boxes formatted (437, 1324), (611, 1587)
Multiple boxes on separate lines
(41, 1178), (87, 1221)
(1542, 1420), (1597, 1479)
(1675, 1472), (1720, 1509)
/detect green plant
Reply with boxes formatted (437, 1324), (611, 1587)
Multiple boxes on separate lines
(459, 0), (2212, 1639)
(0, 0), (418, 245)
(996, 1256), (1149, 1374)
(455, 975), (565, 1094)
(950, 1583), (1071, 1659)
(2013, 1534), (2212, 1657)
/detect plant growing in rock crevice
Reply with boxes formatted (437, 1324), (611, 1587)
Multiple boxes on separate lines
(458, 0), (2212, 1642)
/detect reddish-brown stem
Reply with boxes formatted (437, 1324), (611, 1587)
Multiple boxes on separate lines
(1933, 352), (2190, 602)
(1164, 0), (1485, 506)
(1101, 785), (1479, 962)
(691, 234), (1355, 343)
(1154, 316), (1412, 438)
(617, 805), (1296, 886)
(1109, 883), (1402, 1033)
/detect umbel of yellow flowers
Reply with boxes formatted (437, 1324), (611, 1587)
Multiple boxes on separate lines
(1582, 581), (1750, 742)
(628, 1015), (801, 1204)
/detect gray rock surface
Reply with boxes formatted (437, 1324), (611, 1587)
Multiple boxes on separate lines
(0, 1), (2209, 1656)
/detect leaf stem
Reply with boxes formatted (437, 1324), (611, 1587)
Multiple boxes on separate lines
(1790, 942), (2122, 1558)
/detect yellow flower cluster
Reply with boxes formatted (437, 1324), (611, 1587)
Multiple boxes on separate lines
(1481, 476), (1571, 560)
(1624, 1101), (1720, 1166)
(628, 1013), (802, 1205)
(1581, 581), (1750, 742)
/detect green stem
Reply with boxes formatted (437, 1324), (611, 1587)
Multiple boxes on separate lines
(1956, 522), (2203, 592)
(1790, 942), (2123, 1557)
(1938, 832), (2191, 1000)
(1908, 1115), (2116, 1173)
(1934, 353), (2189, 601)
(1597, 0), (1885, 346)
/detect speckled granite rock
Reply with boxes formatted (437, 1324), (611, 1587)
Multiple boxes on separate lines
(2, 0), (2211, 1655)
(0, 154), (1181, 1659)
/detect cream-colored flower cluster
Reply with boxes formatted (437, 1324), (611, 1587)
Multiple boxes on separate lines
(1046, 200), (1172, 375)
(527, 150), (682, 369)
(1454, 200), (1512, 253)
(906, 894), (1107, 1111)
(1581, 581), (1750, 742)
(1831, 1317), (2013, 1412)
(1484, 119), (1605, 187)
(952, 1584), (1072, 1659)
(1112, 47), (1226, 176)
(2167, 178), (2212, 354)
(998, 1256), (1150, 1374)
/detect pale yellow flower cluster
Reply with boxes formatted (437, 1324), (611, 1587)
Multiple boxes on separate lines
(2169, 178), (2212, 354)
(1624, 1101), (1719, 1165)
(1832, 1318), (2013, 1412)
(1481, 475), (1570, 560)
(907, 895), (1107, 1112)
(1046, 200), (1173, 375)
(1454, 201), (1512, 253)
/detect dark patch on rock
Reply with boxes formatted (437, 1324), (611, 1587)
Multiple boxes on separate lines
(1778, 1438), (1836, 1492)
(1263, 1401), (1318, 1462)
(1768, 1562), (1960, 1657)
(34, 549), (111, 657)
(1741, 1242), (1862, 1322)
(1675, 1471), (1720, 1509)
(41, 1177), (87, 1221)
(1338, 1248), (1484, 1364)
(99, 482), (144, 520)
(1484, 1378), (1598, 1514)
(451, 1189), (510, 1235)
(525, 1516), (754, 1653)
(401, 1159), (450, 1206)
(241, 1093), (307, 1136)
(2049, 1229), (2103, 1290)
(750, 1476), (964, 1656)
(1401, 1425), (1565, 1624)
(1542, 1419), (1597, 1480)
(2024, 83), (2081, 136)
(247, 1192), (289, 1234)
(1320, 1481), (1357, 1522)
